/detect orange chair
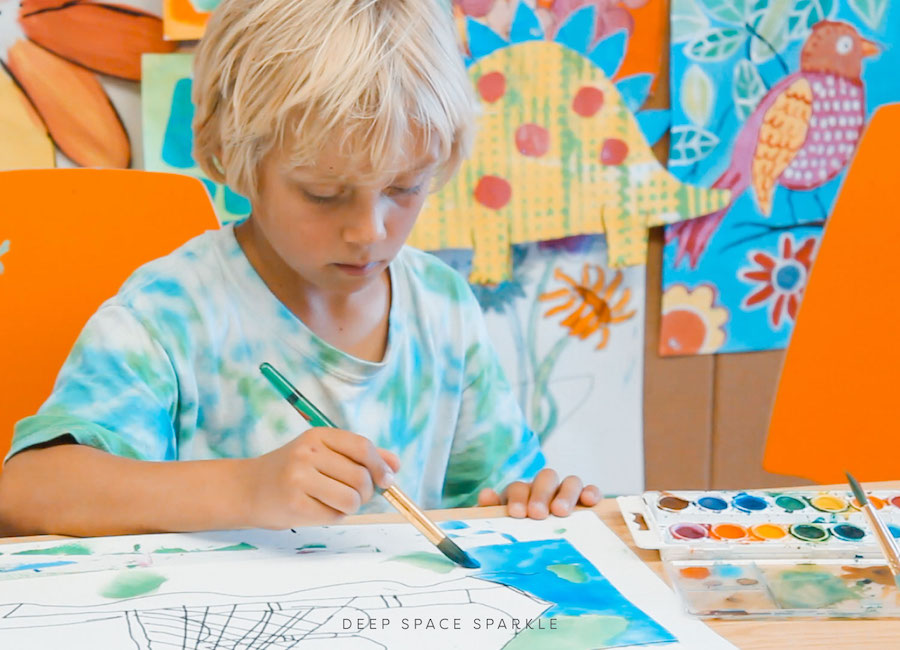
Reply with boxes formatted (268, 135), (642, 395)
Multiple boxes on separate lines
(764, 103), (900, 483)
(0, 169), (220, 466)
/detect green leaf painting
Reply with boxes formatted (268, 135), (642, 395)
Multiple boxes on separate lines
(697, 0), (750, 24)
(685, 27), (746, 62)
(681, 64), (715, 127)
(788, 0), (837, 39)
(732, 60), (766, 121)
(669, 125), (720, 166)
(672, 0), (710, 44)
(849, 0), (889, 29)
(748, 0), (792, 63)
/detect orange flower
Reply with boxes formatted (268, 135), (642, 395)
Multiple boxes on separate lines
(1, 0), (177, 169)
(538, 263), (636, 349)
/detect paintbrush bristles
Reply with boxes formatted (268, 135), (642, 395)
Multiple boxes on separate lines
(846, 472), (868, 507)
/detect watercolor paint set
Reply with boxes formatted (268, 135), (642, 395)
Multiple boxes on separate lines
(617, 490), (900, 618)
(617, 490), (900, 554)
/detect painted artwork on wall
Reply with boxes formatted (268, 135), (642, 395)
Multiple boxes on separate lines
(162, 0), (216, 40)
(141, 52), (250, 223)
(661, 1), (900, 355)
(0, 0), (175, 170)
(432, 236), (645, 494)
(410, 3), (731, 284)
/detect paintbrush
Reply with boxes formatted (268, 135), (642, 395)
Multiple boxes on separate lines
(847, 471), (900, 588)
(260, 362), (480, 569)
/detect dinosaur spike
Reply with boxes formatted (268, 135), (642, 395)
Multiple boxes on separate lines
(615, 74), (654, 112)
(636, 109), (670, 146)
(553, 5), (595, 54)
(509, 1), (543, 43)
(466, 18), (508, 61)
(589, 29), (628, 78)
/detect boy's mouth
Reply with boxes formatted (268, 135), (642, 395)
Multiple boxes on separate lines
(333, 261), (381, 276)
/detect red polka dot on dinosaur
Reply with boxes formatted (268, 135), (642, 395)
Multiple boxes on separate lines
(600, 138), (629, 165)
(515, 124), (550, 157)
(473, 175), (512, 210)
(477, 72), (506, 103)
(572, 86), (605, 117)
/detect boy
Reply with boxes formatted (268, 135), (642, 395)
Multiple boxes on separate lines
(0, 0), (599, 537)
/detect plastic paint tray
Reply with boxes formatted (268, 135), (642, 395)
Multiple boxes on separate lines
(665, 557), (900, 619)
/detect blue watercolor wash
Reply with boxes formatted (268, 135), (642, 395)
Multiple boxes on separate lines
(162, 78), (195, 169)
(499, 533), (518, 543)
(713, 564), (743, 578)
(470, 539), (674, 646)
(1, 560), (76, 573)
(441, 521), (469, 530)
(732, 493), (768, 513)
(889, 525), (900, 539)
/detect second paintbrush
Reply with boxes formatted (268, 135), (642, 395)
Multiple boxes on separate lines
(260, 362), (480, 569)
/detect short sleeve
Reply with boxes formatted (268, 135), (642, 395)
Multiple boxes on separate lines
(7, 304), (179, 463)
(441, 294), (545, 507)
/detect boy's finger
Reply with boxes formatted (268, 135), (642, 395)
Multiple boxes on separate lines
(478, 488), (502, 506)
(526, 468), (559, 519)
(579, 484), (602, 505)
(377, 448), (402, 473)
(549, 476), (582, 517)
(313, 451), (375, 504)
(504, 481), (530, 518)
(307, 472), (366, 516)
(321, 429), (395, 489)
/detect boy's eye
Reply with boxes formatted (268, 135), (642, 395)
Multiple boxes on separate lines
(386, 184), (423, 197)
(302, 189), (340, 204)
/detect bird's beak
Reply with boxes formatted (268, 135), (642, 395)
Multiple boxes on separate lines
(861, 39), (880, 58)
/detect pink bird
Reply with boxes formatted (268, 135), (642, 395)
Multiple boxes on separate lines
(668, 21), (880, 268)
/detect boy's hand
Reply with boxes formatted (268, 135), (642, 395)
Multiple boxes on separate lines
(244, 427), (400, 529)
(476, 468), (601, 519)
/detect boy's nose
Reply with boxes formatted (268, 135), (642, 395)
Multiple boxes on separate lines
(342, 195), (388, 246)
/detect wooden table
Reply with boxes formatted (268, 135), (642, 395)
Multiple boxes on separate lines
(5, 487), (900, 649)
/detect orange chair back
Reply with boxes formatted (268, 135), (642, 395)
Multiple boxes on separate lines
(0, 169), (219, 465)
(765, 104), (900, 483)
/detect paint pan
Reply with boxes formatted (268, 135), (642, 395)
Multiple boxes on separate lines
(773, 495), (806, 512)
(669, 523), (708, 541)
(808, 493), (848, 513)
(789, 523), (830, 543)
(851, 495), (886, 510)
(696, 494), (728, 512)
(657, 495), (690, 513)
(831, 523), (866, 542)
(710, 524), (748, 541)
(889, 525), (900, 540)
(749, 523), (787, 541)
(731, 493), (768, 513)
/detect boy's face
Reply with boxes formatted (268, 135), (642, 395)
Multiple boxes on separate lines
(249, 136), (440, 295)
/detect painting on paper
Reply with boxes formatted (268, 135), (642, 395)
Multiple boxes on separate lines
(141, 52), (250, 223)
(661, 0), (900, 355)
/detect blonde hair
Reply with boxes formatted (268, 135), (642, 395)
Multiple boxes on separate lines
(192, 0), (476, 200)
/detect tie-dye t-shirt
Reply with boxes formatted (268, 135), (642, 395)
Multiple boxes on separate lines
(9, 225), (544, 511)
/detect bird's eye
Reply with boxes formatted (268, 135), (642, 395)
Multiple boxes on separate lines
(836, 35), (853, 55)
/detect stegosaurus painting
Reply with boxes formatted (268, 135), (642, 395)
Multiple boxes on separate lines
(408, 3), (731, 284)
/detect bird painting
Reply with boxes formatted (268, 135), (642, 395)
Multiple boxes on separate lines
(667, 20), (880, 269)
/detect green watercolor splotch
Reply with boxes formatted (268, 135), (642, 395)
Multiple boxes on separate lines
(548, 563), (589, 584)
(389, 552), (456, 574)
(297, 544), (327, 550)
(768, 566), (862, 609)
(504, 615), (628, 649)
(100, 571), (167, 599)
(554, 528), (567, 534)
(13, 542), (93, 556)
(151, 542), (256, 554)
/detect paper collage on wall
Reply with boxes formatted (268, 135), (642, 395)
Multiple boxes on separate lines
(410, 2), (730, 284)
(661, 0), (900, 355)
